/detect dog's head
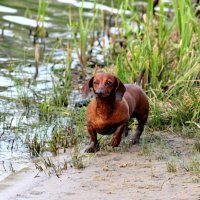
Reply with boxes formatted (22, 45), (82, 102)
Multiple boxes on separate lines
(82, 73), (126, 101)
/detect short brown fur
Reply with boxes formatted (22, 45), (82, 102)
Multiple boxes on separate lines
(82, 72), (149, 153)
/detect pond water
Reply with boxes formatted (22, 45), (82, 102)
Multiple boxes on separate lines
(0, 0), (173, 181)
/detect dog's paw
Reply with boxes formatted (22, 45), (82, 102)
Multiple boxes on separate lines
(131, 134), (140, 145)
(84, 147), (95, 153)
(112, 137), (121, 147)
(84, 142), (99, 153)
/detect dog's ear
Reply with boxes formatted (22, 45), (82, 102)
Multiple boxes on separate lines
(115, 77), (126, 101)
(82, 77), (94, 98)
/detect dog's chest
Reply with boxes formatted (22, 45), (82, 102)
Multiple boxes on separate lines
(97, 125), (117, 135)
(93, 118), (119, 135)
(87, 111), (126, 135)
(86, 99), (129, 135)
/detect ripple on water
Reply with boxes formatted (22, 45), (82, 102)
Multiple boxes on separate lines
(0, 5), (17, 13)
(0, 29), (14, 37)
(57, 0), (131, 15)
(3, 15), (52, 28)
(0, 139), (30, 181)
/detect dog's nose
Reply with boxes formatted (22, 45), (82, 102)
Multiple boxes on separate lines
(95, 89), (103, 96)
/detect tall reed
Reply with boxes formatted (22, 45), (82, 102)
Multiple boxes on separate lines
(75, 0), (97, 77)
(113, 0), (200, 129)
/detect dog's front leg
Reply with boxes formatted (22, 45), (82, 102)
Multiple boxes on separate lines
(84, 125), (99, 153)
(112, 123), (128, 147)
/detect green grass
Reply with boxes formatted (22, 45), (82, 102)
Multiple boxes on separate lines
(114, 0), (200, 132)
(167, 160), (177, 173)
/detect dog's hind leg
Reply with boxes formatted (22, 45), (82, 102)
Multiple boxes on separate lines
(124, 125), (129, 137)
(132, 114), (148, 144)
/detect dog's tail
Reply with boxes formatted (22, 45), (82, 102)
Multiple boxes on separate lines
(136, 69), (145, 85)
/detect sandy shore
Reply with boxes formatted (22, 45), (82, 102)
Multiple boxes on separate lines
(0, 133), (200, 200)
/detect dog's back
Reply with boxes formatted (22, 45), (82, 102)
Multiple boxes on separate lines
(124, 84), (149, 118)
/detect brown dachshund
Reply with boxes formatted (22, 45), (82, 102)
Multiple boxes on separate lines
(82, 71), (149, 153)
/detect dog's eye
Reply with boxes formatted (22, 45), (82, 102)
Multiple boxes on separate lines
(93, 81), (98, 85)
(106, 81), (112, 85)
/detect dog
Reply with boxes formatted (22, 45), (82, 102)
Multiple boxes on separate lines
(82, 70), (149, 153)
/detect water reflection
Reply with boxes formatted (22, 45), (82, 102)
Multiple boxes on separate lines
(3, 15), (52, 28)
(57, 0), (131, 15)
(0, 5), (17, 13)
